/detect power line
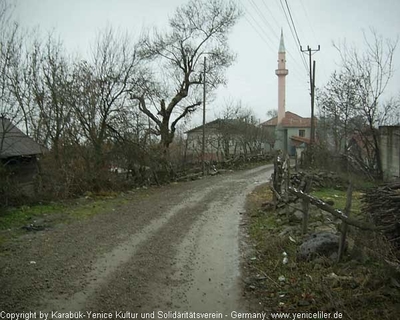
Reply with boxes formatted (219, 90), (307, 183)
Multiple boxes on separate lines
(284, 0), (309, 74)
(241, 3), (276, 54)
(298, 0), (329, 81)
(239, 1), (310, 85)
(284, 0), (302, 48)
(299, 0), (318, 44)
(261, 0), (280, 29)
(278, 0), (309, 74)
(249, 0), (278, 42)
(242, 0), (307, 80)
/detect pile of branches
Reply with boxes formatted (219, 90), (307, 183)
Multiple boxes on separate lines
(362, 180), (400, 256)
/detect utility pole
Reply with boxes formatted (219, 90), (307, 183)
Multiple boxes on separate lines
(311, 60), (316, 144)
(202, 56), (206, 176)
(301, 45), (320, 160)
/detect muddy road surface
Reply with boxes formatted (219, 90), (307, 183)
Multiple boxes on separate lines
(0, 165), (273, 318)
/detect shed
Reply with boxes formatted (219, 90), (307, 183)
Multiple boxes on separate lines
(0, 117), (44, 195)
(0, 117), (43, 159)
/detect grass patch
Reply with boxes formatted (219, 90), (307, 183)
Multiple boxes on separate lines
(0, 190), (140, 247)
(244, 183), (400, 319)
(0, 203), (66, 230)
(310, 188), (364, 217)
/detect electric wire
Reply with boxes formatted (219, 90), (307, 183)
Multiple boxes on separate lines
(239, 0), (310, 88)
(242, 0), (307, 81)
(261, 0), (280, 29)
(284, 0), (302, 48)
(254, 0), (308, 79)
(284, 0), (310, 74)
(249, 0), (278, 42)
(299, 0), (328, 81)
(299, 0), (318, 44)
(278, 0), (309, 74)
(240, 2), (276, 54)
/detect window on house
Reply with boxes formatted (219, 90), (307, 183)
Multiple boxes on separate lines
(299, 129), (305, 137)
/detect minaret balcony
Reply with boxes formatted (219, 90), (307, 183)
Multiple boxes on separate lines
(275, 69), (288, 76)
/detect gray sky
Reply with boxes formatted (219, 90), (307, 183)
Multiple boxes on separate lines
(13, 0), (400, 127)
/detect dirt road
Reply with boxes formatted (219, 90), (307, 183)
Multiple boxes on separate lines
(0, 165), (273, 318)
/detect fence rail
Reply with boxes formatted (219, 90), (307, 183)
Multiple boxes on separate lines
(270, 155), (381, 263)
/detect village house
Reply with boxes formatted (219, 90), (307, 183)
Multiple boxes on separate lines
(261, 111), (314, 156)
(185, 118), (268, 162)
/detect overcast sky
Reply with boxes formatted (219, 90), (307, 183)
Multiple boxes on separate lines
(12, 0), (400, 128)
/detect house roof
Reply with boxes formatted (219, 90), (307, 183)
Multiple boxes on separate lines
(185, 119), (222, 134)
(185, 118), (258, 134)
(0, 118), (44, 158)
(261, 111), (315, 128)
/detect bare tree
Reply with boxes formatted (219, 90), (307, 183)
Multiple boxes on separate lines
(333, 29), (398, 176)
(317, 70), (359, 153)
(266, 109), (278, 119)
(130, 0), (242, 156)
(0, 0), (22, 123)
(216, 101), (271, 158)
(69, 28), (139, 173)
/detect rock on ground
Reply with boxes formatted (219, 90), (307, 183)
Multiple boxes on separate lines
(297, 232), (341, 261)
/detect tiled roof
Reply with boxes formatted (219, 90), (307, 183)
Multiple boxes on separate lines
(185, 118), (258, 134)
(0, 118), (44, 158)
(261, 111), (315, 128)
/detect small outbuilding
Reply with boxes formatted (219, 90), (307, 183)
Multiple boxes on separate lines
(0, 117), (44, 196)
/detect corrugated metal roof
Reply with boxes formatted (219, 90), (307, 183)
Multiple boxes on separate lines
(0, 118), (44, 158)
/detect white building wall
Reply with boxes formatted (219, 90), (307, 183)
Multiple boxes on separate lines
(380, 126), (400, 180)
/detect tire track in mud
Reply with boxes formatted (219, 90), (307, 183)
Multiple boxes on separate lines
(1, 164), (273, 316)
(41, 184), (226, 313)
(83, 165), (272, 314)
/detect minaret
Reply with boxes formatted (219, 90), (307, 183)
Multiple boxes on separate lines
(275, 29), (288, 125)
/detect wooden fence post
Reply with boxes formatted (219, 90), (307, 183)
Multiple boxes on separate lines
(337, 182), (353, 262)
(302, 177), (312, 234)
(285, 155), (290, 217)
(272, 157), (278, 208)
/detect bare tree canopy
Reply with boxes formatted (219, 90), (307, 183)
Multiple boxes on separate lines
(318, 29), (398, 176)
(131, 0), (242, 154)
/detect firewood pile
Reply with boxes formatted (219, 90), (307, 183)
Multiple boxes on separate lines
(362, 180), (400, 255)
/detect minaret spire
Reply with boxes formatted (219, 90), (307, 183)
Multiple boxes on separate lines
(279, 28), (285, 53)
(275, 29), (288, 125)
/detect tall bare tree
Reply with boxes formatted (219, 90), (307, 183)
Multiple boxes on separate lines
(331, 29), (398, 176)
(130, 0), (242, 156)
(0, 0), (22, 123)
(69, 28), (140, 171)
